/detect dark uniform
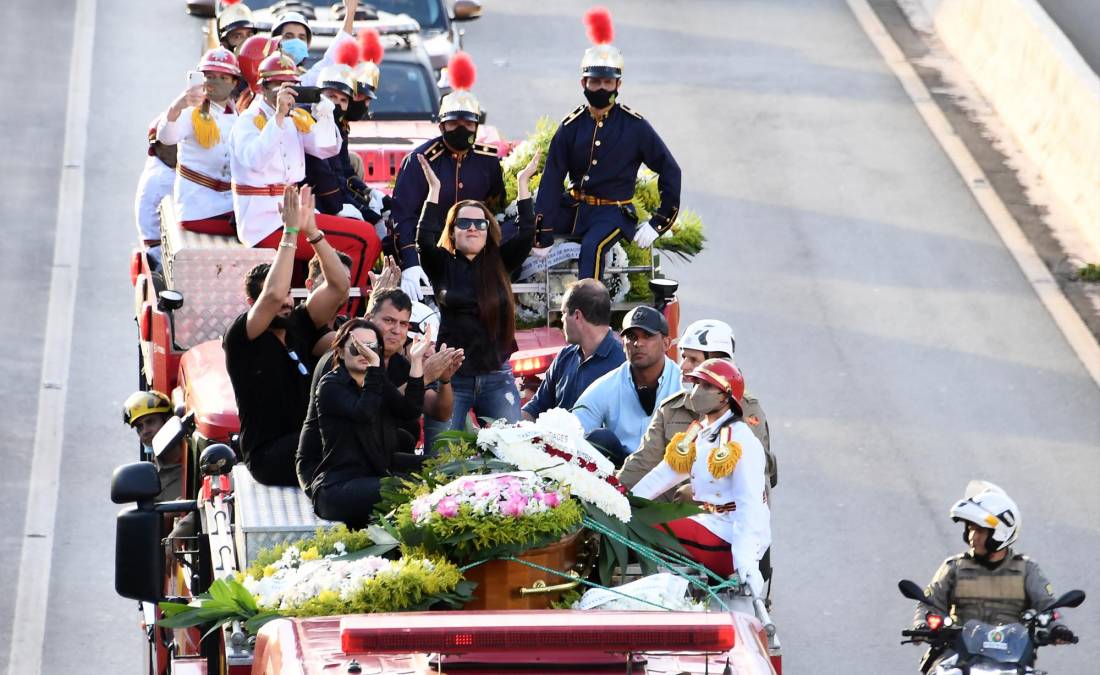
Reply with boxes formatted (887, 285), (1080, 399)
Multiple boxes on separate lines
(534, 102), (681, 279)
(390, 138), (504, 269)
(304, 128), (385, 224)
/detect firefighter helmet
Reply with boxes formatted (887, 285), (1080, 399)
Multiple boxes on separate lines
(951, 481), (1021, 551)
(580, 7), (623, 79)
(123, 390), (172, 427)
(272, 11), (312, 43)
(238, 35), (277, 93)
(687, 359), (745, 416)
(217, 0), (256, 45)
(258, 52), (301, 85)
(680, 319), (735, 358)
(438, 52), (481, 123)
(317, 64), (357, 98)
(197, 47), (241, 78)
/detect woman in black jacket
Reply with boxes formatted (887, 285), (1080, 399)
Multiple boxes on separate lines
(414, 151), (541, 430)
(311, 318), (431, 527)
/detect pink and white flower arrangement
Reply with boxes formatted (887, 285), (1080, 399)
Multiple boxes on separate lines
(409, 472), (570, 525)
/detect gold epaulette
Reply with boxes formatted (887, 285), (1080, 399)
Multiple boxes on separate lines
(561, 104), (586, 127)
(619, 104), (644, 119)
(423, 140), (446, 162)
(472, 142), (499, 158)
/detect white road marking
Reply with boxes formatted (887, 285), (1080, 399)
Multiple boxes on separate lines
(6, 0), (98, 673)
(847, 0), (1100, 391)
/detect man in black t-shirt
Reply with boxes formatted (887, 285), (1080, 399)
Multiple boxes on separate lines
(223, 186), (351, 487)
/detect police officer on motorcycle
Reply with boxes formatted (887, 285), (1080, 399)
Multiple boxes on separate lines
(911, 481), (1075, 671)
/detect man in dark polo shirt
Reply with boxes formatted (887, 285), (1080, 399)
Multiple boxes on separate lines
(522, 279), (625, 420)
(223, 186), (350, 487)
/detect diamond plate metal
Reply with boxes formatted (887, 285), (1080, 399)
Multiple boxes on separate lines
(231, 465), (336, 567)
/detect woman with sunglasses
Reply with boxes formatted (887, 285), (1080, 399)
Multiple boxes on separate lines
(310, 318), (432, 527)
(415, 150), (541, 430)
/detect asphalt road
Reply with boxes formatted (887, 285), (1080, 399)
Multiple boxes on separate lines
(3, 1), (1098, 673)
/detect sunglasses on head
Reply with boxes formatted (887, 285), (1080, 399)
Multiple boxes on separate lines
(455, 217), (489, 232)
(348, 342), (379, 357)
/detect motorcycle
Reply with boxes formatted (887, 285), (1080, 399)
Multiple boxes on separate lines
(897, 578), (1084, 674)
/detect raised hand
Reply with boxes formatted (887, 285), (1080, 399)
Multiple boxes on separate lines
(298, 185), (319, 238)
(407, 325), (434, 365)
(367, 255), (401, 292)
(276, 84), (298, 121)
(352, 336), (380, 367)
(278, 184), (301, 230)
(517, 148), (541, 200)
(417, 153), (441, 201)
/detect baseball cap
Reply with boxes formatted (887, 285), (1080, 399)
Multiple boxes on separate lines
(620, 306), (669, 336)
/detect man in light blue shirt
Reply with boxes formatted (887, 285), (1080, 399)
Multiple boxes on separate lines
(572, 306), (681, 465)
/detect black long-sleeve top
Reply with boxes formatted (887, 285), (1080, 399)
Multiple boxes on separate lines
(416, 198), (535, 376)
(313, 364), (424, 490)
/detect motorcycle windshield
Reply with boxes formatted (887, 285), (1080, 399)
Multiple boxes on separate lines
(960, 620), (1030, 663)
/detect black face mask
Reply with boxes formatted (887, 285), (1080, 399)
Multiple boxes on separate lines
(583, 87), (617, 109)
(332, 106), (345, 124)
(345, 98), (370, 122)
(442, 125), (475, 152)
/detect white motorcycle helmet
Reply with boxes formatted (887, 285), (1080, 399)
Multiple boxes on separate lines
(409, 301), (440, 337)
(950, 480), (1020, 552)
(679, 319), (735, 357)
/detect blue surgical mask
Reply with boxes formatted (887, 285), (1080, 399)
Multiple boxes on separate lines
(142, 444), (155, 459)
(281, 38), (308, 65)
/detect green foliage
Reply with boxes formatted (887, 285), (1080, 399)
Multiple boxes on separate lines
(586, 496), (701, 585)
(276, 557), (474, 617)
(394, 498), (585, 563)
(244, 525), (391, 580)
(502, 117), (558, 205)
(158, 578), (281, 639)
(1080, 263), (1100, 282)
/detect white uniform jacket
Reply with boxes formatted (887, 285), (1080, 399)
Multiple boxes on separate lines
(632, 412), (771, 580)
(134, 154), (176, 243)
(228, 97), (340, 246)
(156, 104), (238, 221)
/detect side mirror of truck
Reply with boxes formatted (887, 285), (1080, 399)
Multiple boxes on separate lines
(152, 415), (187, 461)
(112, 462), (166, 603)
(111, 462), (161, 505)
(452, 0), (483, 21)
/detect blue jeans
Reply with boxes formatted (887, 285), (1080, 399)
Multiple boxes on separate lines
(446, 366), (521, 431)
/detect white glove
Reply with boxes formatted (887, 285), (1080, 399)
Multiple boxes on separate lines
(314, 95), (336, 117)
(632, 222), (659, 248)
(368, 188), (386, 214)
(740, 566), (765, 596)
(401, 265), (431, 301)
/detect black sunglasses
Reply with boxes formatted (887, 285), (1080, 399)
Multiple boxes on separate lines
(348, 342), (380, 357)
(455, 217), (489, 232)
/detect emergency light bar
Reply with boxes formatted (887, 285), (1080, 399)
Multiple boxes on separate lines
(340, 610), (736, 655)
(509, 349), (557, 377)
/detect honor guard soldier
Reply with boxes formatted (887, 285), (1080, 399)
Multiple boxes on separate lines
(229, 52), (381, 289)
(346, 27), (384, 124)
(534, 7), (681, 280)
(216, 0), (257, 52)
(157, 48), (241, 236)
(134, 117), (177, 268)
(390, 51), (505, 301)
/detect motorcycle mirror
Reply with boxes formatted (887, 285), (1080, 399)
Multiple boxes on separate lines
(1052, 589), (1086, 610)
(152, 416), (185, 460)
(898, 579), (948, 614)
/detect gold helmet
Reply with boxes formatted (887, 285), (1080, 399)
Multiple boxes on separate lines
(580, 7), (623, 79)
(217, 0), (256, 44)
(123, 390), (172, 427)
(317, 64), (357, 98)
(438, 52), (481, 123)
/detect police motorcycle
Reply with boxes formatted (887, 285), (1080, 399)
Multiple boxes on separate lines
(897, 579), (1085, 674)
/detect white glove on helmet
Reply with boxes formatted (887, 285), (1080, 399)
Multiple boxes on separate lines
(401, 265), (431, 302)
(950, 480), (1020, 551)
(632, 221), (659, 248)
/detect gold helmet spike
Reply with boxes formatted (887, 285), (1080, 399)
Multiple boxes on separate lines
(580, 7), (623, 79)
(352, 62), (380, 99)
(438, 52), (482, 123)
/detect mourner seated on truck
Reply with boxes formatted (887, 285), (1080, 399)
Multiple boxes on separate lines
(223, 186), (350, 487)
(521, 279), (625, 421)
(311, 318), (432, 527)
(572, 306), (681, 465)
(414, 151), (540, 431)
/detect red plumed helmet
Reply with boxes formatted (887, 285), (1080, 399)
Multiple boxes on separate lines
(584, 6), (614, 45)
(238, 35), (275, 93)
(334, 39), (360, 67)
(358, 28), (384, 64)
(447, 51), (476, 91)
(687, 359), (746, 416)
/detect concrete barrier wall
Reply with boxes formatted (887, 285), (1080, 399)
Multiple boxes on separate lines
(917, 0), (1100, 256)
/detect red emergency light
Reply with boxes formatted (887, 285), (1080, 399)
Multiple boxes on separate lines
(339, 610), (736, 655)
(510, 351), (555, 377)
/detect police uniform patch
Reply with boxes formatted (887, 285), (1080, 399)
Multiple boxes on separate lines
(423, 140), (446, 162)
(472, 142), (499, 157)
(618, 104), (644, 119)
(561, 104), (586, 126)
